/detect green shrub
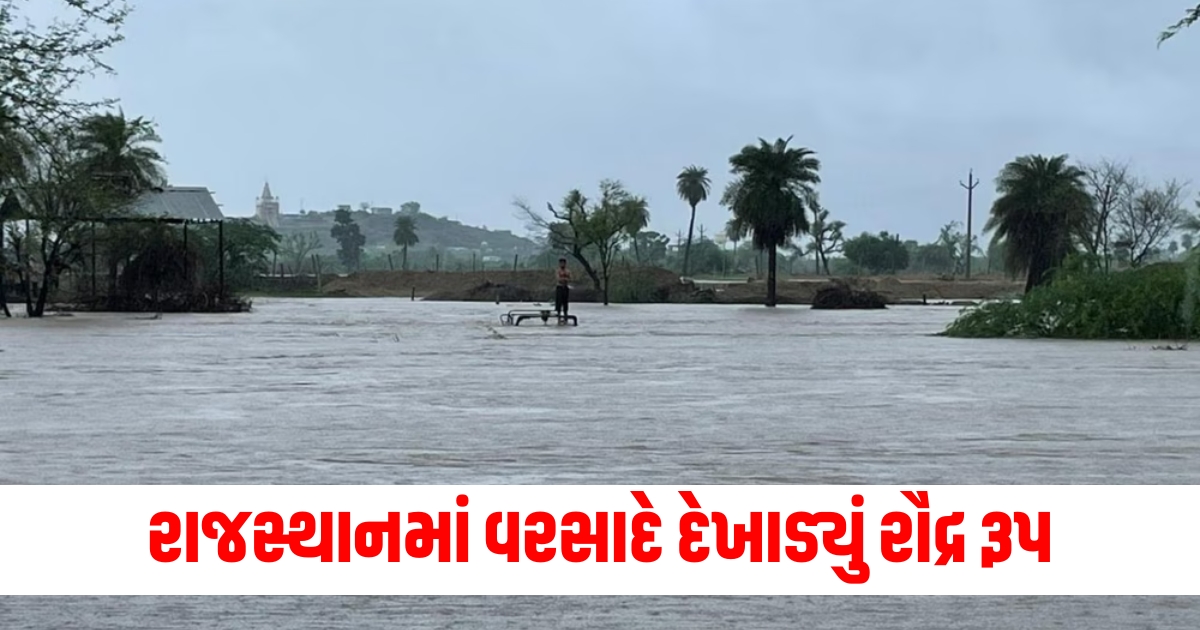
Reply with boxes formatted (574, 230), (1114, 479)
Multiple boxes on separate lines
(944, 252), (1200, 340)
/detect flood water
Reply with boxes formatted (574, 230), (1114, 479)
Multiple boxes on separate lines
(1, 299), (1198, 627)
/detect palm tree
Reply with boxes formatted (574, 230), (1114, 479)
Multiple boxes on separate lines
(393, 214), (419, 270)
(723, 137), (821, 307)
(725, 217), (742, 274)
(621, 196), (650, 264)
(72, 112), (167, 302)
(986, 154), (1092, 293)
(676, 165), (710, 277)
(73, 110), (167, 199)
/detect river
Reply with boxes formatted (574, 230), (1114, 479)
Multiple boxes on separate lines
(1, 299), (1197, 627)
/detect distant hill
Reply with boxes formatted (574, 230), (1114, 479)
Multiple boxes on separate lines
(275, 205), (540, 256)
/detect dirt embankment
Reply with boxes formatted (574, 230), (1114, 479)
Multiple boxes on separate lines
(319, 269), (1024, 304)
(320, 268), (684, 302)
(704, 275), (1023, 305)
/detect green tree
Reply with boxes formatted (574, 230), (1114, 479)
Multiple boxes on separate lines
(804, 193), (845, 275)
(279, 231), (320, 275)
(843, 231), (910, 274)
(392, 214), (419, 270)
(722, 137), (820, 307)
(517, 180), (650, 304)
(676, 165), (710, 277)
(935, 221), (966, 275)
(14, 126), (129, 316)
(634, 230), (669, 266)
(189, 219), (279, 292)
(986, 155), (1092, 293)
(913, 242), (953, 274)
(724, 218), (742, 274)
(331, 207), (365, 271)
(687, 237), (725, 275)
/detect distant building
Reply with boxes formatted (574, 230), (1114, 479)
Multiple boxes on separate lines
(255, 182), (280, 227)
(371, 207), (393, 216)
(129, 186), (224, 221)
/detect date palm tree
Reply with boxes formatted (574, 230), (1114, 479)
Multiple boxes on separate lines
(723, 137), (820, 307)
(393, 214), (419, 270)
(726, 217), (749, 275)
(622, 196), (650, 264)
(676, 165), (710, 277)
(985, 154), (1092, 293)
(72, 111), (167, 301)
(73, 110), (167, 199)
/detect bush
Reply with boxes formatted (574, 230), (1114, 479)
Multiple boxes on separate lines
(943, 253), (1200, 340)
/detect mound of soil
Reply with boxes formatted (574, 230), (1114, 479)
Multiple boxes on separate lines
(449, 281), (537, 303)
(811, 281), (888, 309)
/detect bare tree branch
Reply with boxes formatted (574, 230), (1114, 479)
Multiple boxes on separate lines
(1078, 159), (1132, 270)
(1113, 178), (1188, 267)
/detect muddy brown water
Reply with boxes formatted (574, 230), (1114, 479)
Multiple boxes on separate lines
(1, 299), (1197, 627)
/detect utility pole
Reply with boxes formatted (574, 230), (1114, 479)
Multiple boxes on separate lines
(959, 169), (980, 279)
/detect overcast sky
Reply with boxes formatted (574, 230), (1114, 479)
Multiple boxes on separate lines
(85, 0), (1200, 242)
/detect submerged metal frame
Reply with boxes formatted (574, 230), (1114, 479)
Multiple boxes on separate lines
(500, 309), (578, 327)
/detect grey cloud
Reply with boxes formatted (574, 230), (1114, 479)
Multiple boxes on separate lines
(90, 0), (1200, 241)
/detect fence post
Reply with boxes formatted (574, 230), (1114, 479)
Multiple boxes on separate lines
(513, 253), (518, 272)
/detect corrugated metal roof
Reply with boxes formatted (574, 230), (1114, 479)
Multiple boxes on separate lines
(129, 186), (224, 221)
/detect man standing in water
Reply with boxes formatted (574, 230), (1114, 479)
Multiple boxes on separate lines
(554, 257), (571, 322)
